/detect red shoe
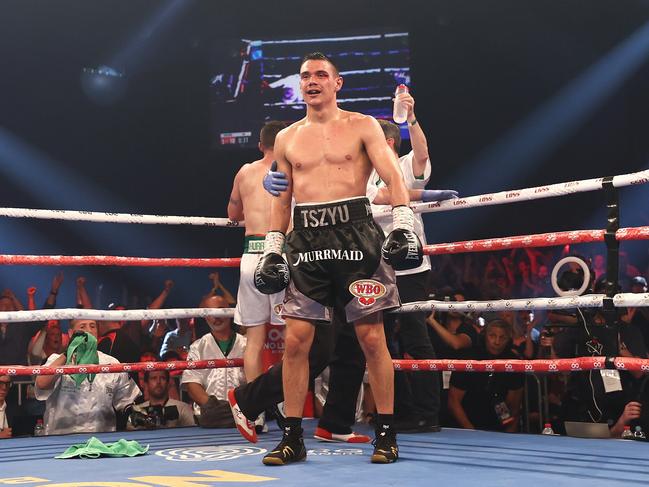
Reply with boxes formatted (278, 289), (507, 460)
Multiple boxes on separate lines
(314, 426), (370, 443)
(227, 388), (257, 443)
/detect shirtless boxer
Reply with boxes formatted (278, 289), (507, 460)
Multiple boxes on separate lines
(254, 52), (422, 465)
(228, 121), (287, 417)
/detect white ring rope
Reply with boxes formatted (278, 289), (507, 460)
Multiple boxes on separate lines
(392, 292), (649, 314)
(0, 208), (242, 228)
(376, 168), (649, 215)
(1, 293), (647, 323)
(0, 169), (646, 225)
(550, 256), (592, 297)
(0, 307), (235, 323)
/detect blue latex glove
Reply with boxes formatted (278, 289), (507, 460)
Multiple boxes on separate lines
(263, 161), (288, 196)
(421, 189), (459, 202)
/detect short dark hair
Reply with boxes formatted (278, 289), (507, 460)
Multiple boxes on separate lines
(144, 369), (170, 382)
(485, 319), (513, 339)
(377, 119), (402, 153)
(260, 121), (286, 150)
(300, 52), (339, 75)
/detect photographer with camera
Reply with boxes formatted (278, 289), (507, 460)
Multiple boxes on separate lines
(548, 261), (649, 431)
(127, 370), (195, 429)
(426, 290), (477, 361)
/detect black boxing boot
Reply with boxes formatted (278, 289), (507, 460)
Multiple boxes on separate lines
(381, 205), (423, 271)
(371, 417), (399, 464)
(262, 418), (307, 466)
(254, 231), (290, 295)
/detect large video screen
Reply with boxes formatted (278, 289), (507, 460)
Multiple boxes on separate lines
(209, 31), (410, 149)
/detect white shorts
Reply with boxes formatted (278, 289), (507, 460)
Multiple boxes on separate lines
(234, 252), (285, 327)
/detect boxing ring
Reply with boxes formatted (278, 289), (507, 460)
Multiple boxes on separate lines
(1, 168), (649, 486)
(1, 420), (648, 486)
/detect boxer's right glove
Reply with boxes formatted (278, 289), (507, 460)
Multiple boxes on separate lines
(262, 161), (288, 196)
(381, 205), (423, 270)
(254, 231), (290, 294)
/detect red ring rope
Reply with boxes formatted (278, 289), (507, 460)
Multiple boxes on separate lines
(394, 357), (649, 372)
(4, 356), (649, 377)
(424, 226), (649, 255)
(0, 359), (243, 377)
(1, 226), (647, 265)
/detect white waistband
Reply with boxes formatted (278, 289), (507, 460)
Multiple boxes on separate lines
(294, 196), (367, 208)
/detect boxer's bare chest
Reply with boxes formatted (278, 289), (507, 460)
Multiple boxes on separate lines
(286, 121), (365, 171)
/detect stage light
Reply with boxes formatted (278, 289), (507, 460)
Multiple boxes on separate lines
(80, 65), (127, 105)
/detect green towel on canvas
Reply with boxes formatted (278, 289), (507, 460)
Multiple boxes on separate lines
(55, 436), (149, 459)
(66, 331), (99, 387)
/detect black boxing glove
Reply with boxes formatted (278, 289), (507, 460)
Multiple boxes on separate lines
(254, 231), (290, 295)
(381, 205), (423, 271)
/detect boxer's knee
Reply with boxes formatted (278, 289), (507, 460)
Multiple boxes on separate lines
(355, 322), (388, 360)
(284, 320), (315, 361)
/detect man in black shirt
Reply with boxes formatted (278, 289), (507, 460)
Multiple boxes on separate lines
(448, 320), (524, 432)
(554, 308), (648, 428)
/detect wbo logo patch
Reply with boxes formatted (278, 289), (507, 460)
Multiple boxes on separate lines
(349, 279), (386, 306)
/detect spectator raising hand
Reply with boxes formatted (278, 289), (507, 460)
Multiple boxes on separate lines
(209, 272), (236, 306)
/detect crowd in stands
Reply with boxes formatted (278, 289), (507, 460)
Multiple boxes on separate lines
(0, 247), (647, 439)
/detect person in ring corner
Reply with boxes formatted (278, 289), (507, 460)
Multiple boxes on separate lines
(34, 319), (141, 435)
(448, 320), (524, 432)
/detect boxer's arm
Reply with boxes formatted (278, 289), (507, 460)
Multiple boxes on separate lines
(269, 133), (292, 234)
(227, 167), (245, 222)
(360, 116), (409, 208)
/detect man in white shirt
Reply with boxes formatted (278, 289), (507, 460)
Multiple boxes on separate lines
(181, 295), (246, 427)
(366, 97), (444, 432)
(34, 319), (141, 435)
(0, 375), (11, 439)
(127, 370), (195, 429)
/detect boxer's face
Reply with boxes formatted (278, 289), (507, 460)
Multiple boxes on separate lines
(299, 59), (342, 107)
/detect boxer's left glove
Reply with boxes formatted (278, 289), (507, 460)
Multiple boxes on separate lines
(254, 231), (290, 294)
(381, 205), (423, 271)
